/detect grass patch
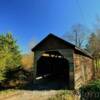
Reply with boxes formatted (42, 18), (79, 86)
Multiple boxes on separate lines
(48, 90), (75, 100)
(0, 89), (20, 100)
(0, 89), (16, 98)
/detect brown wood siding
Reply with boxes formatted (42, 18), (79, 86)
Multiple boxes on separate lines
(74, 53), (94, 89)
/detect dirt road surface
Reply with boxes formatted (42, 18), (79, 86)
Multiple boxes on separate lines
(1, 90), (58, 100)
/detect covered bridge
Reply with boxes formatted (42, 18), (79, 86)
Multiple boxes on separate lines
(32, 33), (94, 89)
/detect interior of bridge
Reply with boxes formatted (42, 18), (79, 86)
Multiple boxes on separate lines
(36, 51), (69, 89)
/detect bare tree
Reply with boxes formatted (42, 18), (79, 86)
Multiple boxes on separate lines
(63, 24), (89, 48)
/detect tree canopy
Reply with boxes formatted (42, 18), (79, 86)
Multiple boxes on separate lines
(0, 33), (21, 82)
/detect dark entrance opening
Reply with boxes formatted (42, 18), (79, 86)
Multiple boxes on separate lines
(36, 51), (69, 90)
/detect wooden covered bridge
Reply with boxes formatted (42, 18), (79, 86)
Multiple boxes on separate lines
(32, 33), (94, 89)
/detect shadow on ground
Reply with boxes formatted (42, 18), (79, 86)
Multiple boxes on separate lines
(21, 76), (69, 91)
(0, 75), (69, 91)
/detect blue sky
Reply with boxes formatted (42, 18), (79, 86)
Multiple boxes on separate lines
(0, 0), (100, 53)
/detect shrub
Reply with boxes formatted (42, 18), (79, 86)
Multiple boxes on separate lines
(1, 66), (33, 89)
(80, 80), (100, 100)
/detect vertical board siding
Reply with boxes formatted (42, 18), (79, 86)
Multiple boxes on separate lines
(74, 53), (94, 89)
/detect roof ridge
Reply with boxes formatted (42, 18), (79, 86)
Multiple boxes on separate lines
(32, 33), (92, 58)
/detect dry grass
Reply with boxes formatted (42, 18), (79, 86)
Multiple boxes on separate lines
(0, 90), (80, 100)
(0, 89), (18, 99)
(47, 90), (77, 100)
